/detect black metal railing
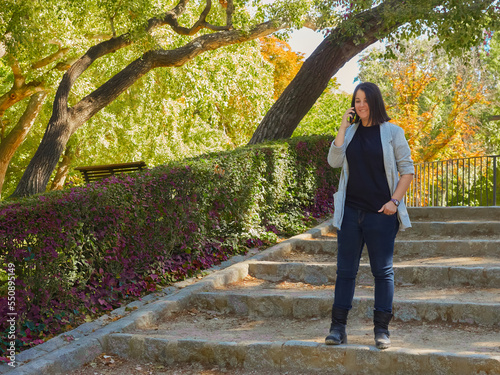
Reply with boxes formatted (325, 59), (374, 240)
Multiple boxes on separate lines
(406, 155), (499, 207)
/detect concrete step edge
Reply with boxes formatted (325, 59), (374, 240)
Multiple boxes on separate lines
(103, 333), (500, 375)
(287, 238), (500, 258)
(249, 260), (500, 270)
(247, 261), (500, 288)
(293, 238), (500, 243)
(407, 207), (500, 220)
(410, 220), (500, 222)
(193, 292), (500, 326)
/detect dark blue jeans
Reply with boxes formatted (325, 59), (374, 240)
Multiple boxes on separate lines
(333, 205), (399, 313)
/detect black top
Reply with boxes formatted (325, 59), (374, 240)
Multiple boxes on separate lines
(345, 124), (391, 213)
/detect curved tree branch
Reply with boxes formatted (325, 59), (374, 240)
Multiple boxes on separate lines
(53, 0), (237, 124)
(226, 0), (234, 28)
(31, 47), (71, 70)
(9, 56), (25, 89)
(1, 47), (72, 118)
(191, 0), (214, 33)
(147, 0), (192, 32)
(149, 0), (235, 35)
(0, 76), (44, 119)
(71, 19), (287, 125)
(0, 91), (48, 197)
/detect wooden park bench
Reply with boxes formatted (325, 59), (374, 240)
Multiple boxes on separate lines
(74, 161), (147, 183)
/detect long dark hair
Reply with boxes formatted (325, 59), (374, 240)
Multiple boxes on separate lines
(350, 82), (391, 126)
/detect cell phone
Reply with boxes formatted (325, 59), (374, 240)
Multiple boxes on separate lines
(348, 112), (356, 124)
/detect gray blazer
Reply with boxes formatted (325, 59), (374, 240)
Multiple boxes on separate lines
(327, 121), (415, 231)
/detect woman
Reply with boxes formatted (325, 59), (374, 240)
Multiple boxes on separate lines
(325, 82), (414, 349)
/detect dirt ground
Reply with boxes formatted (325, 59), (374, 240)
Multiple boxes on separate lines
(67, 355), (288, 375)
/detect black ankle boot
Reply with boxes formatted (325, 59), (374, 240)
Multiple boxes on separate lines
(325, 306), (349, 345)
(373, 310), (393, 349)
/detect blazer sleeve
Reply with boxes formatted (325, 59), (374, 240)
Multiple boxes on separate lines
(327, 139), (346, 168)
(393, 126), (415, 175)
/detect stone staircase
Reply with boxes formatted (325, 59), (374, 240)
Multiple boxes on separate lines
(101, 207), (500, 374)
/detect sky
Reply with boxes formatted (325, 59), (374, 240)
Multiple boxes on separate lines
(287, 28), (362, 93)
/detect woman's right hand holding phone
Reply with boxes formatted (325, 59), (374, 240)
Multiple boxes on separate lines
(335, 107), (355, 147)
(341, 107), (355, 129)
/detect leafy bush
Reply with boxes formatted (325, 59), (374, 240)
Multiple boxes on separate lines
(0, 136), (339, 356)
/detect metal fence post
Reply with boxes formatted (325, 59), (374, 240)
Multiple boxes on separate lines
(494, 155), (497, 206)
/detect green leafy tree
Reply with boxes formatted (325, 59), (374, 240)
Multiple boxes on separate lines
(481, 31), (500, 153)
(249, 0), (500, 144)
(358, 37), (492, 162)
(4, 0), (313, 197)
(0, 0), (113, 198)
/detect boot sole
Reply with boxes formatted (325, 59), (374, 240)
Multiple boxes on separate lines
(325, 338), (348, 345)
(374, 332), (391, 349)
(375, 342), (390, 349)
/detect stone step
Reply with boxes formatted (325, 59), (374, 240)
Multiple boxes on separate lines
(192, 286), (500, 326)
(395, 239), (497, 258)
(407, 206), (500, 221)
(398, 220), (500, 238)
(287, 236), (500, 258)
(247, 260), (500, 288)
(106, 313), (500, 374)
(282, 253), (500, 268)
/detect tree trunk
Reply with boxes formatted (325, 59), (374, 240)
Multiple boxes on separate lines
(50, 143), (75, 191)
(248, 0), (429, 144)
(11, 118), (74, 197)
(0, 91), (47, 198)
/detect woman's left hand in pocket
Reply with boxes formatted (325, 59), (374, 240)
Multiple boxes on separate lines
(378, 201), (397, 215)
